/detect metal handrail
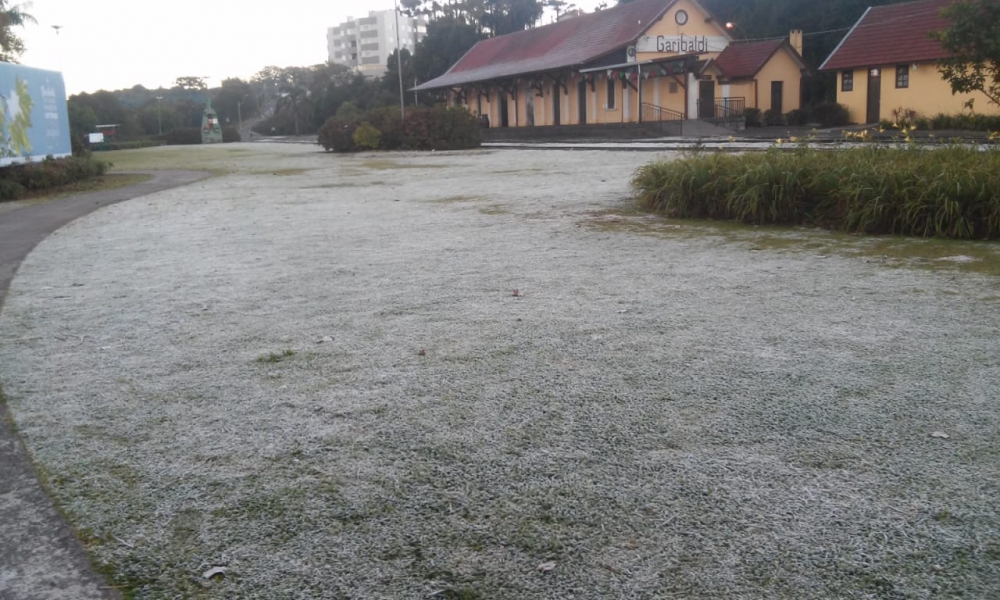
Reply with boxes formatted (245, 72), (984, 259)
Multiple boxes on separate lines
(714, 97), (746, 119)
(641, 102), (685, 123)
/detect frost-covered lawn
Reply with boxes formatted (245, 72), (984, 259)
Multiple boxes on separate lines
(1, 144), (998, 598)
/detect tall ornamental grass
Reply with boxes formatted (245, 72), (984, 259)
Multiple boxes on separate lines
(631, 144), (1000, 239)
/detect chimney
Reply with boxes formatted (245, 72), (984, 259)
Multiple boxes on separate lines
(789, 29), (803, 56)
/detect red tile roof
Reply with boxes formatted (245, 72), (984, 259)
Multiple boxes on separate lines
(820, 0), (955, 71)
(414, 0), (679, 90)
(713, 39), (789, 79)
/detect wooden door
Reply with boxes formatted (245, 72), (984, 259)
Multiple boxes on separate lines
(698, 79), (715, 118)
(866, 68), (881, 124)
(770, 81), (784, 114)
(499, 94), (509, 128)
(578, 81), (587, 124)
(553, 85), (561, 125)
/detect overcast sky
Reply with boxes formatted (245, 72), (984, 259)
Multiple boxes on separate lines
(19, 0), (604, 95)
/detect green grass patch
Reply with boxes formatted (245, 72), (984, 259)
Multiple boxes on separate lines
(429, 195), (478, 204)
(102, 145), (268, 174)
(255, 349), (296, 363)
(478, 204), (509, 215)
(359, 159), (451, 171)
(304, 181), (384, 189)
(632, 144), (1000, 239)
(581, 207), (1000, 276)
(258, 168), (310, 176)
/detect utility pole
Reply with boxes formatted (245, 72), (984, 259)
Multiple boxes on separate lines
(238, 94), (248, 130)
(155, 96), (163, 134)
(395, 0), (405, 120)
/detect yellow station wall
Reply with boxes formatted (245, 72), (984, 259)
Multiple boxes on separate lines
(837, 63), (1000, 123)
(449, 0), (806, 126)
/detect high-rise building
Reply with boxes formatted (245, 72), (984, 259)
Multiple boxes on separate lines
(327, 10), (429, 78)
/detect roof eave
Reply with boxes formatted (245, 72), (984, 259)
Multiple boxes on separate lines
(819, 6), (871, 71)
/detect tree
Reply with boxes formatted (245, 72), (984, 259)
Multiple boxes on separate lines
(174, 76), (207, 91)
(413, 15), (485, 83)
(481, 0), (543, 36)
(212, 78), (255, 126)
(933, 0), (1000, 108)
(384, 48), (419, 107)
(67, 100), (97, 141)
(275, 85), (311, 135)
(0, 1), (35, 63)
(400, 0), (540, 36)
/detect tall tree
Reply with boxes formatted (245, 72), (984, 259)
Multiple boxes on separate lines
(384, 48), (418, 106)
(0, 1), (35, 63)
(212, 78), (256, 127)
(402, 0), (540, 36)
(413, 15), (485, 83)
(932, 0), (1000, 109)
(174, 76), (208, 91)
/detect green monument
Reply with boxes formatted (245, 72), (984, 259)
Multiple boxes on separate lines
(201, 100), (223, 144)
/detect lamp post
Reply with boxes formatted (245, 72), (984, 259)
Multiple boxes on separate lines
(155, 96), (163, 134)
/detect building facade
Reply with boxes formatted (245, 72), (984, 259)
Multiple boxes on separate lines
(821, 0), (1000, 124)
(328, 10), (428, 78)
(413, 0), (806, 129)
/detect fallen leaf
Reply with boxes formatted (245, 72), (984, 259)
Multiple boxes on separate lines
(417, 349), (426, 356)
(202, 566), (228, 580)
(512, 289), (520, 297)
(537, 561), (557, 573)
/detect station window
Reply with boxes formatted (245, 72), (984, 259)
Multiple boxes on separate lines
(841, 70), (853, 92)
(895, 65), (909, 89)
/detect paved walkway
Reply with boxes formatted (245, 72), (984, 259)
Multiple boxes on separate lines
(0, 170), (209, 600)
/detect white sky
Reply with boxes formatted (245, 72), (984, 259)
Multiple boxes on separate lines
(19, 0), (604, 96)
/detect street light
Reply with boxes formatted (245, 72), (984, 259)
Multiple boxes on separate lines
(155, 96), (163, 134)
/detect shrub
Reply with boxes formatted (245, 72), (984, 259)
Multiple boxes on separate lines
(812, 102), (851, 128)
(318, 117), (358, 152)
(763, 109), (785, 126)
(890, 107), (918, 128)
(929, 112), (1000, 131)
(222, 126), (241, 143)
(318, 106), (480, 153)
(402, 107), (481, 151)
(0, 155), (110, 198)
(337, 101), (361, 119)
(353, 122), (382, 150)
(164, 127), (201, 145)
(785, 108), (808, 126)
(364, 108), (404, 149)
(0, 179), (24, 200)
(744, 108), (762, 127)
(631, 144), (1000, 239)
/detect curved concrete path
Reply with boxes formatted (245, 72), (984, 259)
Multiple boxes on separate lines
(0, 170), (210, 600)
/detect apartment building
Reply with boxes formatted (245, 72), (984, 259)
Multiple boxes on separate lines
(327, 10), (429, 78)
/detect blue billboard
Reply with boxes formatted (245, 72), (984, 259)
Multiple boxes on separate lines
(0, 63), (71, 166)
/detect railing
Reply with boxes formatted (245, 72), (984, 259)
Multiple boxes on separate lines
(640, 103), (685, 135)
(715, 97), (746, 119)
(697, 96), (746, 120)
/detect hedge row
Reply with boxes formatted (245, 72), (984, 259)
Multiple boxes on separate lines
(318, 107), (481, 153)
(0, 156), (110, 200)
(631, 144), (1000, 239)
(745, 103), (851, 129)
